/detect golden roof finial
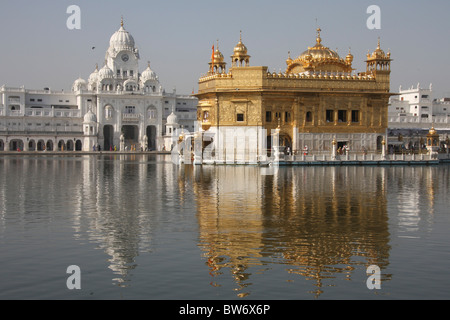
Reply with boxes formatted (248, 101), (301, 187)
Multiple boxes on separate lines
(240, 30), (242, 42)
(377, 37), (381, 49)
(316, 27), (322, 45)
(121, 16), (124, 28)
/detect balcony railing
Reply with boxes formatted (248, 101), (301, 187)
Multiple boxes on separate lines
(122, 113), (141, 122)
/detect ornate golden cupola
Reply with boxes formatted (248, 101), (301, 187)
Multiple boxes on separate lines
(209, 40), (227, 74)
(365, 38), (392, 74)
(286, 28), (353, 74)
(231, 31), (251, 67)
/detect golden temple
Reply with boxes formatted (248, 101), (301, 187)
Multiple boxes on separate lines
(195, 28), (393, 163)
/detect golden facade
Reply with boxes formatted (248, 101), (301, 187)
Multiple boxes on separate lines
(195, 29), (393, 162)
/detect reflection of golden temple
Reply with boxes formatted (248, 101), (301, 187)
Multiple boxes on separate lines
(193, 166), (391, 298)
(426, 126), (440, 159)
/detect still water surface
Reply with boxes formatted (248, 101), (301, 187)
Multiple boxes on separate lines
(0, 154), (449, 300)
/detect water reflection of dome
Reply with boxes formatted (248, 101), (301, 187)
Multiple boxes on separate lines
(195, 166), (391, 298)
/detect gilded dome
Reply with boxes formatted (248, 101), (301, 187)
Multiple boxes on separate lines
(286, 28), (353, 74)
(214, 47), (225, 62)
(231, 31), (251, 67)
(234, 40), (247, 54)
(298, 31), (340, 61)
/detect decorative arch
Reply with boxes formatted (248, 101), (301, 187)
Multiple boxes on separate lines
(46, 140), (54, 151)
(124, 79), (138, 92)
(147, 105), (158, 119)
(104, 105), (114, 120)
(37, 140), (46, 151)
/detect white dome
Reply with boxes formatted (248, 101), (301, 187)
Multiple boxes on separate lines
(167, 112), (178, 124)
(109, 25), (135, 52)
(98, 64), (114, 79)
(84, 110), (97, 123)
(72, 78), (87, 91)
(141, 63), (158, 82)
(88, 65), (99, 83)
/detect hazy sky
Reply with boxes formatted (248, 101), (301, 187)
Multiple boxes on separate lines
(1, 0), (450, 97)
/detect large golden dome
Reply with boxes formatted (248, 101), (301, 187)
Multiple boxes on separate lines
(286, 28), (353, 74)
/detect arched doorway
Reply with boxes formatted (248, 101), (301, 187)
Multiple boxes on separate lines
(10, 139), (24, 151)
(37, 140), (46, 151)
(0, 139), (4, 151)
(66, 140), (74, 151)
(28, 139), (36, 151)
(146, 125), (157, 151)
(377, 135), (384, 151)
(122, 125), (139, 148)
(46, 140), (54, 151)
(58, 140), (66, 151)
(75, 140), (82, 151)
(103, 125), (114, 151)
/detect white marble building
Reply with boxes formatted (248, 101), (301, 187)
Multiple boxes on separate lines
(388, 83), (450, 151)
(389, 84), (450, 130)
(0, 20), (197, 152)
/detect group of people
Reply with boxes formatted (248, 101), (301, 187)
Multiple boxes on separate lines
(336, 145), (350, 155)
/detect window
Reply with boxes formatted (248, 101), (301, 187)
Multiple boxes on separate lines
(266, 111), (272, 122)
(125, 106), (135, 114)
(306, 111), (313, 122)
(275, 112), (281, 121)
(237, 113), (244, 122)
(202, 111), (209, 122)
(285, 112), (291, 123)
(326, 110), (334, 122)
(105, 106), (114, 119)
(338, 110), (347, 122)
(148, 107), (157, 119)
(130, 70), (134, 77)
(352, 110), (359, 123)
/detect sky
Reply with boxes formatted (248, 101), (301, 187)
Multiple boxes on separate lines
(1, 0), (450, 98)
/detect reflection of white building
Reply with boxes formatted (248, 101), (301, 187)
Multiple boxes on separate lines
(0, 19), (197, 152)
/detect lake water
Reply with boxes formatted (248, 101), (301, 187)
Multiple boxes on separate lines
(0, 154), (449, 300)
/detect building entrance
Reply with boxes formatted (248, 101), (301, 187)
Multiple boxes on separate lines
(104, 125), (114, 151)
(122, 125), (139, 149)
(146, 126), (157, 151)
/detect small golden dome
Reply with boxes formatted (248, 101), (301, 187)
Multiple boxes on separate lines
(286, 51), (293, 65)
(234, 40), (247, 54)
(346, 48), (354, 64)
(428, 126), (438, 136)
(214, 48), (224, 62)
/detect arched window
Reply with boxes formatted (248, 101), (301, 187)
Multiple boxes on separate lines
(306, 111), (313, 122)
(105, 105), (114, 120)
(147, 106), (157, 119)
